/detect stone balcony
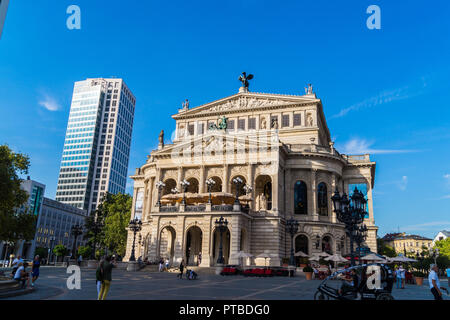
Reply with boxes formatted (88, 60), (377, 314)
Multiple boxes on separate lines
(155, 203), (250, 214)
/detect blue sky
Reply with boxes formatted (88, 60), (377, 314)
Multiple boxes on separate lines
(1, 1), (449, 238)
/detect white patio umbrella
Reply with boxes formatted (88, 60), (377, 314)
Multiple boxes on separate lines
(294, 251), (309, 257)
(317, 252), (331, 258)
(324, 254), (348, 263)
(256, 251), (278, 267)
(231, 251), (253, 266)
(361, 253), (386, 262)
(390, 256), (417, 263)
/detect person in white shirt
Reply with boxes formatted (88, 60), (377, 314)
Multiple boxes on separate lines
(13, 262), (30, 289)
(429, 264), (443, 300)
(398, 265), (405, 289)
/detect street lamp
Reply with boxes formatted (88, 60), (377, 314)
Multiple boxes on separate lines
(205, 178), (216, 204)
(214, 216), (228, 265)
(128, 218), (142, 262)
(232, 177), (243, 205)
(155, 181), (166, 208)
(70, 224), (83, 259)
(48, 236), (55, 265)
(286, 218), (299, 266)
(331, 187), (367, 266)
(353, 224), (368, 264)
(180, 179), (190, 205)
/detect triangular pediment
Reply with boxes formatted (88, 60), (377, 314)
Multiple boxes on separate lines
(172, 92), (318, 119)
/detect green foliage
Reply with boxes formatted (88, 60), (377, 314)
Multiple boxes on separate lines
(103, 193), (132, 256)
(53, 244), (68, 257)
(0, 145), (32, 242)
(434, 238), (450, 258)
(303, 265), (313, 272)
(77, 246), (91, 258)
(34, 247), (48, 259)
(376, 238), (397, 257)
(412, 271), (425, 277)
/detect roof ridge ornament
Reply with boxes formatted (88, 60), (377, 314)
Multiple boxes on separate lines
(238, 72), (253, 93)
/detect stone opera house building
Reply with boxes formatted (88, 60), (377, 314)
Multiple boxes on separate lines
(125, 76), (378, 267)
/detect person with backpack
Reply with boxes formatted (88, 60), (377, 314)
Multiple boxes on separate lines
(98, 256), (116, 300)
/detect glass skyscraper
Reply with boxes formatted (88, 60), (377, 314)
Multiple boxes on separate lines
(55, 78), (136, 213)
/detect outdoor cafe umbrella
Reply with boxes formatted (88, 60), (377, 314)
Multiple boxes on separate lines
(317, 252), (331, 258)
(294, 251), (309, 257)
(390, 256), (417, 263)
(324, 254), (348, 263)
(256, 251), (278, 267)
(231, 251), (253, 266)
(361, 253), (386, 262)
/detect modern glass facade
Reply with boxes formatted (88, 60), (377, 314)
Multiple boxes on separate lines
(55, 78), (136, 213)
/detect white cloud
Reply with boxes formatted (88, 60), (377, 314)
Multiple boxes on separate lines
(444, 174), (450, 179)
(38, 94), (61, 111)
(330, 77), (428, 119)
(398, 176), (408, 191)
(337, 138), (417, 155)
(402, 221), (450, 232)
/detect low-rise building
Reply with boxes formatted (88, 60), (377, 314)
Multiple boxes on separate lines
(432, 230), (450, 246)
(382, 232), (433, 255)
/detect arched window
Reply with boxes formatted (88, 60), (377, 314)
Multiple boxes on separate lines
(295, 235), (309, 255)
(317, 182), (328, 216)
(294, 181), (307, 215)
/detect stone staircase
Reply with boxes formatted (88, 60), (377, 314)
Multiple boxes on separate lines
(0, 278), (34, 298)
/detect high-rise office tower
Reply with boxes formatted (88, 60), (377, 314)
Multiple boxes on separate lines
(56, 78), (136, 214)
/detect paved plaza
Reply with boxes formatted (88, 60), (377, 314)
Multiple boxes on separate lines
(2, 266), (448, 300)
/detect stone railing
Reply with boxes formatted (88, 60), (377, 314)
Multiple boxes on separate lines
(160, 206), (178, 212)
(343, 154), (371, 162)
(185, 205), (206, 212)
(157, 204), (243, 213)
(286, 144), (340, 157)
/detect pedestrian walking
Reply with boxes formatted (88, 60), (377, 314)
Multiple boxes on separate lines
(95, 257), (104, 298)
(398, 264), (405, 289)
(98, 256), (116, 300)
(429, 264), (444, 300)
(165, 258), (169, 271)
(177, 259), (185, 279)
(198, 252), (202, 266)
(77, 254), (83, 267)
(31, 255), (41, 287)
(159, 258), (164, 272)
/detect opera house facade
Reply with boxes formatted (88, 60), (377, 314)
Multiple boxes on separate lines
(125, 78), (378, 267)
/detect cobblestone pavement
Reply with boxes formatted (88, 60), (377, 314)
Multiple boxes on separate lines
(2, 267), (448, 300)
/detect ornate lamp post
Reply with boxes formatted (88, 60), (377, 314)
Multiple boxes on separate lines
(331, 187), (367, 266)
(205, 178), (216, 204)
(353, 224), (368, 264)
(70, 224), (83, 259)
(232, 177), (243, 205)
(180, 179), (190, 205)
(48, 236), (56, 265)
(128, 218), (142, 262)
(215, 216), (228, 265)
(286, 218), (299, 266)
(155, 181), (166, 208)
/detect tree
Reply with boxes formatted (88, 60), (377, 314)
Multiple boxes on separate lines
(103, 193), (132, 257)
(53, 244), (68, 261)
(83, 195), (109, 258)
(376, 238), (397, 257)
(0, 145), (31, 242)
(34, 247), (48, 259)
(434, 238), (450, 258)
(77, 246), (92, 259)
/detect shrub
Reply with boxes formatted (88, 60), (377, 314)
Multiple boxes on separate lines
(303, 265), (313, 272)
(412, 271), (426, 277)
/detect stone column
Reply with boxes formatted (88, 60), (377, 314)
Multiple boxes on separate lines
(200, 216), (212, 267)
(148, 216), (160, 261)
(285, 168), (292, 216)
(223, 164), (229, 193)
(131, 187), (138, 219)
(173, 216), (186, 264)
(311, 169), (318, 221)
(229, 215), (240, 265)
(248, 164), (254, 209)
(331, 174), (337, 223)
(177, 166), (183, 189)
(153, 168), (162, 208)
(199, 165), (205, 193)
(366, 179), (375, 225)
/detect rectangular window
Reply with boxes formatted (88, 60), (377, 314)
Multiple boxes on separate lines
(293, 114), (301, 126)
(188, 124), (195, 135)
(198, 123), (204, 135)
(248, 118), (256, 129)
(227, 120), (234, 130)
(238, 119), (245, 130)
(282, 114), (290, 127)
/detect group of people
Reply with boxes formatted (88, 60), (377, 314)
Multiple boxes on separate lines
(158, 258), (170, 272)
(394, 265), (406, 289)
(10, 255), (41, 289)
